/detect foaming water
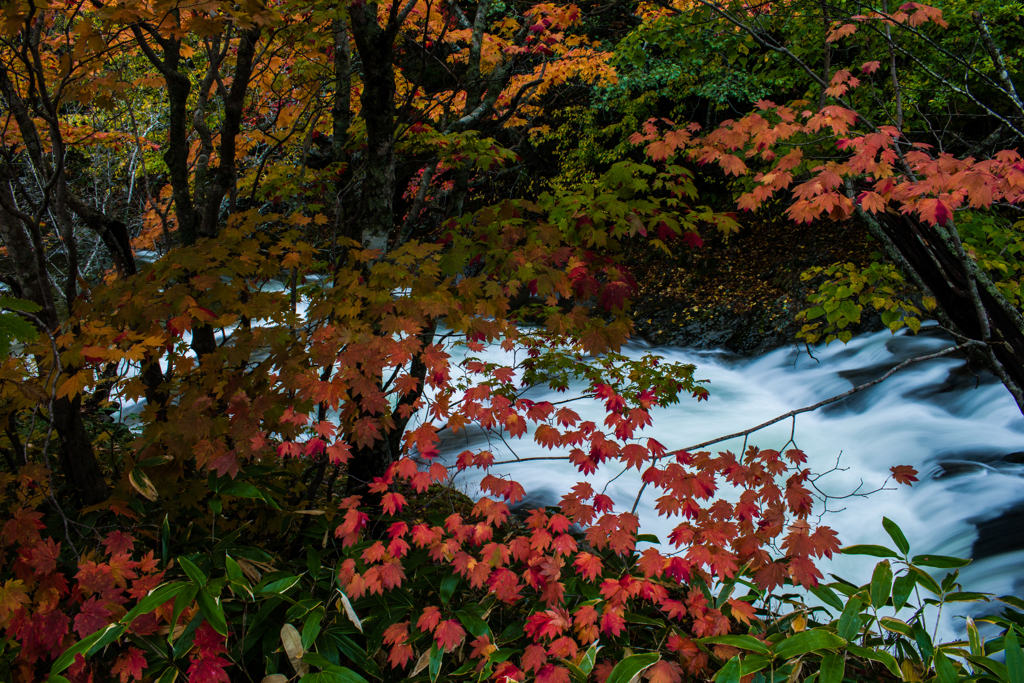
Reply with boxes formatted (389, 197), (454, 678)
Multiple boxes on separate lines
(437, 324), (1024, 635)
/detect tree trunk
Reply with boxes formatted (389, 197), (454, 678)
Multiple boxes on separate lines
(0, 174), (109, 505)
(875, 212), (1024, 411)
(350, 3), (398, 254)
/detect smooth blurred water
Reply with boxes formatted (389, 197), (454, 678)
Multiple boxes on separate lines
(435, 323), (1024, 635)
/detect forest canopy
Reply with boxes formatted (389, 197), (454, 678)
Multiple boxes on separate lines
(1, 0), (1023, 679)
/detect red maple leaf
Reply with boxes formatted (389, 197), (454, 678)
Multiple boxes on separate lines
(726, 598), (758, 625)
(434, 620), (466, 652)
(187, 655), (231, 683)
(572, 553), (603, 583)
(74, 597), (112, 637)
(381, 492), (406, 515)
(417, 606), (442, 633)
(521, 644), (548, 673)
(645, 660), (683, 683)
(917, 198), (952, 226)
(789, 557), (823, 587)
(810, 526), (841, 558)
(536, 664), (571, 683)
(388, 643), (414, 669)
(26, 537), (61, 575)
(111, 647), (147, 683)
(101, 531), (136, 555)
(890, 465), (919, 485)
(754, 561), (788, 592)
(193, 622), (228, 658)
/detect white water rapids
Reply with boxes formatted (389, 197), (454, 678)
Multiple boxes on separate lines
(434, 323), (1024, 636)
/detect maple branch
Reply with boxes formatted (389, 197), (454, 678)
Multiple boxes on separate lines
(489, 456), (571, 466)
(630, 340), (983, 515)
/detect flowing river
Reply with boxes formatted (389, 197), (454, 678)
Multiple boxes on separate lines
(437, 323), (1024, 636)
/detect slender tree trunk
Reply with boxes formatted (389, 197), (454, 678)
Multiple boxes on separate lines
(0, 174), (109, 505)
(350, 3), (398, 254)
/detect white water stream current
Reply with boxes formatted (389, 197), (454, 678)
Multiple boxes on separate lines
(431, 323), (1024, 638)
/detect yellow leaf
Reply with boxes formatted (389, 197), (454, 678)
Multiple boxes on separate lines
(56, 370), (90, 400)
(128, 468), (159, 501)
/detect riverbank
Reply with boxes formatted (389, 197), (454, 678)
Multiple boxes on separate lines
(629, 215), (882, 355)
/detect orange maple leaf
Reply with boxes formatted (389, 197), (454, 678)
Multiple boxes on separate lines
(890, 465), (919, 485)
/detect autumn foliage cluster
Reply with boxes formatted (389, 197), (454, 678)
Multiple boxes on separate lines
(1, 0), (1023, 678)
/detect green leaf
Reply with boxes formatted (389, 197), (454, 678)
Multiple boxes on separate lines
(578, 642), (599, 676)
(439, 573), (460, 605)
(220, 480), (263, 499)
(302, 652), (335, 669)
(324, 633), (381, 679)
(913, 624), (934, 660)
(908, 566), (943, 595)
(196, 587), (227, 635)
(965, 654), (1008, 681)
(943, 592), (990, 603)
(50, 624), (122, 674)
(739, 655), (770, 676)
(86, 623), (126, 657)
(933, 648), (959, 683)
(303, 607), (325, 650)
(0, 299), (40, 356)
(1006, 626), (1023, 683)
(771, 630), (846, 660)
(177, 557), (208, 586)
(129, 468), (160, 501)
(306, 547), (322, 582)
(1000, 596), (1024, 611)
(298, 670), (369, 683)
(606, 652), (660, 683)
(714, 656), (741, 683)
(870, 561), (893, 608)
(563, 660), (588, 683)
(456, 610), (490, 638)
(225, 555), (245, 584)
(699, 635), (769, 654)
(169, 584), (199, 644)
(911, 555), (971, 569)
(156, 666), (179, 683)
(810, 586), (845, 612)
(258, 574), (302, 595)
(966, 617), (984, 658)
(892, 573), (916, 612)
(819, 651), (845, 683)
(882, 518), (910, 555)
(841, 545), (900, 559)
(625, 611), (666, 626)
(879, 617), (913, 637)
(428, 643), (443, 683)
(121, 582), (190, 626)
(845, 643), (902, 678)
(837, 599), (863, 641)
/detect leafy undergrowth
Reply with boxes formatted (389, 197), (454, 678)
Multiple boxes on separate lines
(629, 210), (878, 352)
